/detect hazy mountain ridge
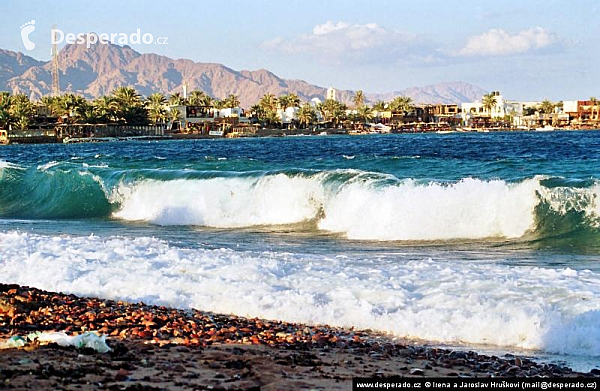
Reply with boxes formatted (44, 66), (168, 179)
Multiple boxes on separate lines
(1, 43), (485, 107)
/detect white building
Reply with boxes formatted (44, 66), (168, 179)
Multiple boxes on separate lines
(461, 91), (524, 126)
(563, 101), (578, 114)
(166, 105), (248, 129)
(277, 107), (299, 124)
(326, 87), (337, 101)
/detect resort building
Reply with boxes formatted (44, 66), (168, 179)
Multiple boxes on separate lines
(461, 91), (523, 128)
(277, 106), (300, 127)
(429, 104), (462, 126)
(166, 104), (248, 132)
(563, 100), (600, 127)
(461, 91), (523, 119)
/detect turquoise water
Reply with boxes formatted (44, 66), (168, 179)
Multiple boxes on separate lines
(1, 132), (599, 371)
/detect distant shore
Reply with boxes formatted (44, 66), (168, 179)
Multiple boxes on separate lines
(1, 284), (597, 389)
(3, 126), (599, 145)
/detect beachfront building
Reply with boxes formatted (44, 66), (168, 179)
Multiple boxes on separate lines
(429, 104), (462, 126)
(461, 91), (523, 128)
(563, 100), (600, 128)
(277, 106), (300, 128)
(166, 104), (248, 132)
(519, 108), (569, 129)
(309, 98), (325, 122)
(372, 110), (392, 124)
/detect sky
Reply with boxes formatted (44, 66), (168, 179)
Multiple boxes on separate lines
(1, 0), (599, 101)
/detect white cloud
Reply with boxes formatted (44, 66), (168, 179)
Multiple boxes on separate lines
(457, 27), (562, 57)
(261, 21), (440, 65)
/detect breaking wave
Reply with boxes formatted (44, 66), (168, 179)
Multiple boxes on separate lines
(1, 162), (599, 242)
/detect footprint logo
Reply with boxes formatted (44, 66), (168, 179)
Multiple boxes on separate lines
(20, 20), (36, 50)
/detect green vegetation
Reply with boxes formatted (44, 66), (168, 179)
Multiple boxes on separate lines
(0, 87), (422, 132)
(389, 96), (412, 114)
(352, 90), (365, 108)
(482, 93), (497, 114)
(539, 99), (556, 114)
(8, 85), (594, 134)
(296, 103), (317, 128)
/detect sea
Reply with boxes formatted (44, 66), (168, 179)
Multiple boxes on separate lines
(1, 132), (599, 372)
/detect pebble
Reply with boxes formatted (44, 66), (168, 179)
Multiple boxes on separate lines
(1, 283), (595, 379)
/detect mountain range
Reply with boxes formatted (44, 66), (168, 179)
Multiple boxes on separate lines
(0, 43), (487, 108)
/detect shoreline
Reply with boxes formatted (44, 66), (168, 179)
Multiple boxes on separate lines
(2, 127), (600, 145)
(1, 284), (597, 389)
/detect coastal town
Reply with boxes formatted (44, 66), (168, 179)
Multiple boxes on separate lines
(0, 86), (599, 144)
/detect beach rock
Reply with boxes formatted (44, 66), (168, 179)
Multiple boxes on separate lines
(409, 368), (424, 375)
(115, 368), (130, 381)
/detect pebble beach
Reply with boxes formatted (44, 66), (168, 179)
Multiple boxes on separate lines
(1, 283), (598, 390)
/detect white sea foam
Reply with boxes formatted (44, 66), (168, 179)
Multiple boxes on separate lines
(37, 161), (60, 171)
(113, 174), (325, 226)
(319, 177), (541, 240)
(593, 184), (600, 219)
(112, 174), (547, 240)
(539, 184), (600, 217)
(1, 231), (599, 361)
(0, 160), (23, 170)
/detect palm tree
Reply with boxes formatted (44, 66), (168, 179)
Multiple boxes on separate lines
(260, 94), (278, 112)
(539, 99), (555, 114)
(482, 93), (497, 116)
(144, 93), (167, 125)
(123, 106), (149, 125)
(49, 94), (87, 121)
(0, 109), (10, 129)
(168, 93), (186, 106)
(146, 92), (167, 107)
(278, 93), (301, 110)
(332, 107), (346, 126)
(187, 90), (206, 106)
(372, 100), (386, 112)
(248, 104), (264, 120)
(0, 92), (10, 105)
(287, 93), (300, 108)
(168, 108), (182, 123)
(111, 87), (146, 124)
(278, 95), (291, 110)
(296, 103), (317, 128)
(213, 99), (225, 110)
(263, 109), (280, 128)
(8, 94), (34, 130)
(40, 96), (58, 111)
(199, 94), (214, 107)
(321, 99), (338, 121)
(74, 102), (99, 124)
(389, 96), (413, 114)
(93, 96), (117, 123)
(353, 90), (365, 108)
(320, 99), (347, 126)
(357, 105), (373, 123)
(113, 87), (142, 108)
(0, 92), (11, 129)
(224, 94), (240, 108)
(590, 97), (598, 121)
(148, 105), (167, 125)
